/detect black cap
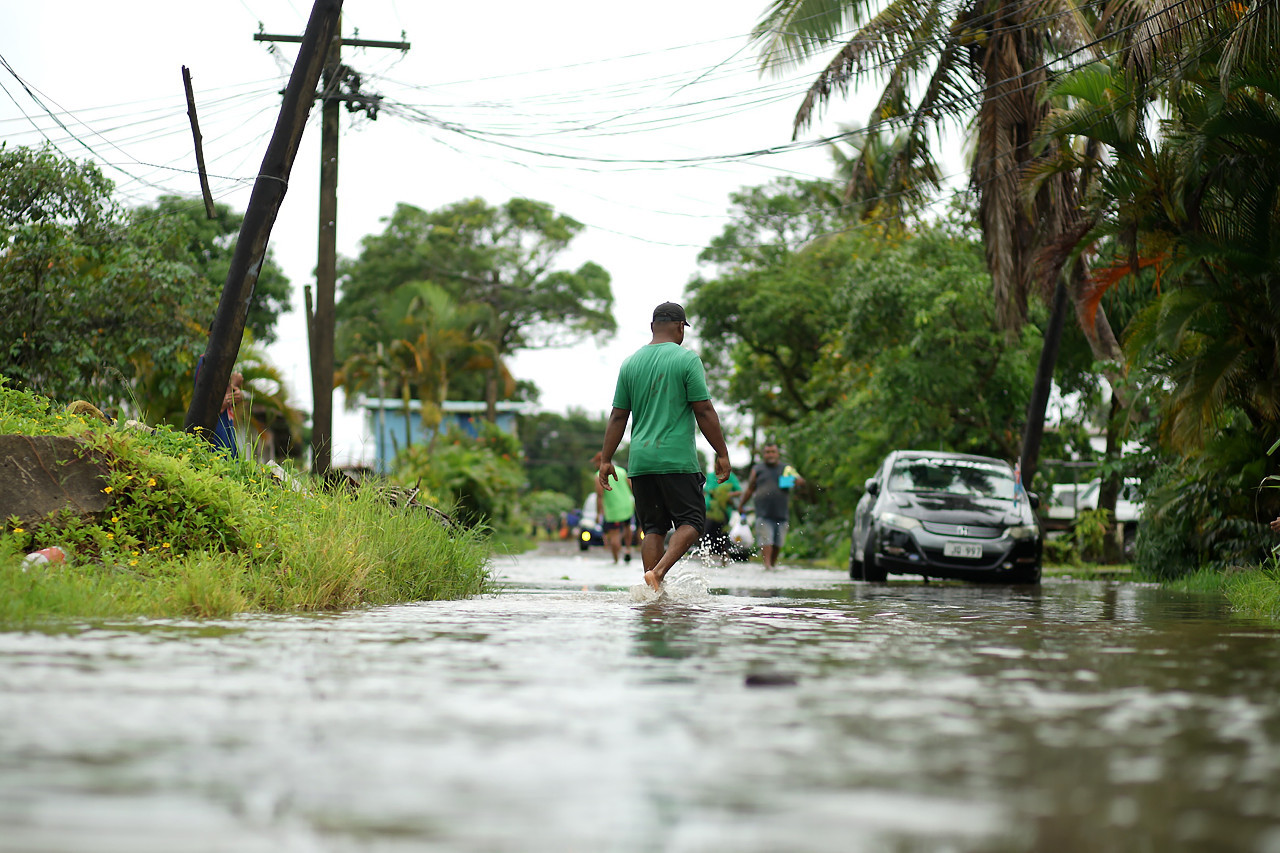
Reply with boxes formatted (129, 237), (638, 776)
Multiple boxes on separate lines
(652, 301), (690, 326)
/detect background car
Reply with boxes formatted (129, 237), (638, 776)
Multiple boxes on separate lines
(850, 450), (1042, 584)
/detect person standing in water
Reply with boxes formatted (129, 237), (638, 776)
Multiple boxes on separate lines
(738, 443), (803, 570)
(599, 302), (731, 591)
(592, 451), (635, 564)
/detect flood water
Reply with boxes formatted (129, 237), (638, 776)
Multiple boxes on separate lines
(2, 543), (1280, 852)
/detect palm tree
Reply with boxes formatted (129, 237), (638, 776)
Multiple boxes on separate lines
(384, 283), (508, 452)
(753, 0), (1098, 330)
(752, 0), (1122, 487)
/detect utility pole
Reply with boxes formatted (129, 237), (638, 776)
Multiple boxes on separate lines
(254, 23), (409, 479)
(186, 0), (341, 445)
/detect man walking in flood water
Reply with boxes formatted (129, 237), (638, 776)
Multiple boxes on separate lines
(738, 442), (803, 570)
(599, 302), (732, 592)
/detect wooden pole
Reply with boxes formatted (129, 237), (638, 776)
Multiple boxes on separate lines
(184, 0), (343, 442)
(181, 66), (217, 220)
(311, 24), (341, 478)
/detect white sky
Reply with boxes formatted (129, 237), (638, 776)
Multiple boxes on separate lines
(0, 0), (885, 467)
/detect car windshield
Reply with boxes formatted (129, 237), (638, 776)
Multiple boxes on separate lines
(888, 457), (1016, 500)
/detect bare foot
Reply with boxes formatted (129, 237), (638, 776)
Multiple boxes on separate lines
(644, 569), (660, 591)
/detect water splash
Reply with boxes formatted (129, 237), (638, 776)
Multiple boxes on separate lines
(627, 563), (712, 604)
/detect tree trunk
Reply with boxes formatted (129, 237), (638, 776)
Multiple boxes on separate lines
(1099, 392), (1124, 564)
(1019, 275), (1070, 491)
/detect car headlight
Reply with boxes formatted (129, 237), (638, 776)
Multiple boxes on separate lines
(1006, 524), (1039, 540)
(581, 530), (591, 542)
(879, 512), (922, 530)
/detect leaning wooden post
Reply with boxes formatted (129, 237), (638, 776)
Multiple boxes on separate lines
(184, 0), (342, 444)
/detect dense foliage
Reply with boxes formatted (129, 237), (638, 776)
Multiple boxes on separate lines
(393, 422), (527, 530)
(0, 146), (212, 409)
(689, 185), (1041, 559)
(0, 146), (298, 438)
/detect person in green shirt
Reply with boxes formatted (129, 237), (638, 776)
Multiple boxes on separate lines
(703, 471), (741, 564)
(592, 451), (635, 564)
(599, 302), (731, 592)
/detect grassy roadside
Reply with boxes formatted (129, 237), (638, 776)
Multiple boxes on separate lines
(0, 380), (491, 624)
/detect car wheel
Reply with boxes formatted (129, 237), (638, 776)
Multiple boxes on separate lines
(863, 533), (887, 582)
(848, 540), (860, 579)
(1009, 564), (1041, 584)
(578, 539), (589, 552)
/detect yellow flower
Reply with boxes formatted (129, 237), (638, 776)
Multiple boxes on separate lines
(12, 527), (24, 534)
(255, 543), (262, 549)
(162, 542), (170, 549)
(106, 533), (114, 540)
(102, 486), (114, 494)
(147, 478), (156, 487)
(129, 559), (138, 566)
(111, 516), (119, 523)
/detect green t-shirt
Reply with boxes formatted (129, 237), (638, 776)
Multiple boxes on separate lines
(612, 342), (709, 476)
(600, 464), (635, 522)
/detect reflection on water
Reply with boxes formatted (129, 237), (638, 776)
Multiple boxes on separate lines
(1, 550), (1279, 852)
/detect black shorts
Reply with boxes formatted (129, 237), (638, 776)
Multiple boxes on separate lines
(630, 473), (707, 536)
(602, 519), (631, 532)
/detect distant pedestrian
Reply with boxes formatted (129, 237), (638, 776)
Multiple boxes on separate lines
(592, 451), (636, 564)
(703, 470), (741, 564)
(738, 443), (803, 570)
(599, 301), (731, 591)
(194, 355), (243, 457)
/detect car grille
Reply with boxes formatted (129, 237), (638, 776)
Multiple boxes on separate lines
(920, 521), (1002, 538)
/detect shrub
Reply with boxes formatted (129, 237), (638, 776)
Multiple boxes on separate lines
(393, 422), (527, 529)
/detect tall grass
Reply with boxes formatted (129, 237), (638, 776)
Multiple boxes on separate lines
(0, 379), (491, 624)
(1224, 565), (1280, 622)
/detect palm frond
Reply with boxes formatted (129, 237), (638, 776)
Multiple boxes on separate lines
(753, 0), (867, 74)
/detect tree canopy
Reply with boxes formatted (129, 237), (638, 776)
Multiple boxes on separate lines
(0, 145), (212, 409)
(336, 197), (615, 414)
(132, 195), (292, 345)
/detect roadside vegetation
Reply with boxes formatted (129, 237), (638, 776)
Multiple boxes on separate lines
(0, 380), (490, 624)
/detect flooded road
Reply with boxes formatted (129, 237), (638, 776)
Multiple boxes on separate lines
(2, 543), (1280, 852)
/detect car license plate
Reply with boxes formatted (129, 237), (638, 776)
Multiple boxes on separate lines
(943, 541), (983, 559)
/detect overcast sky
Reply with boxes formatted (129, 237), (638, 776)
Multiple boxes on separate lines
(0, 0), (887, 466)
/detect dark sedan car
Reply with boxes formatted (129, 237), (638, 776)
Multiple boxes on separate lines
(850, 450), (1042, 584)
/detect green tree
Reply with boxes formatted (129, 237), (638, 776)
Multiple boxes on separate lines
(0, 145), (212, 410)
(687, 177), (856, 428)
(520, 409), (612, 502)
(337, 197), (615, 415)
(132, 196), (292, 344)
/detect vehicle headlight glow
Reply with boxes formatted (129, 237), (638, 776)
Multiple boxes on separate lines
(581, 530), (591, 542)
(1006, 524), (1039, 540)
(879, 512), (922, 530)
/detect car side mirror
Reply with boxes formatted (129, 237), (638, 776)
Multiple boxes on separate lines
(1027, 492), (1040, 510)
(865, 479), (880, 497)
